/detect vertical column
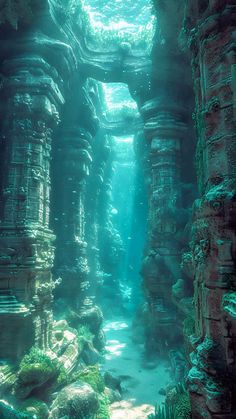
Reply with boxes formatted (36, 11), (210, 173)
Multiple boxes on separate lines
(0, 54), (64, 360)
(53, 80), (105, 349)
(130, 44), (194, 357)
(140, 94), (187, 354)
(54, 125), (92, 310)
(186, 2), (236, 417)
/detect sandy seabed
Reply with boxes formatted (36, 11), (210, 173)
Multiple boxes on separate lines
(102, 318), (170, 418)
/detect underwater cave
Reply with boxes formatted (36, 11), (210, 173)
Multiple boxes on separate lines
(0, 0), (235, 418)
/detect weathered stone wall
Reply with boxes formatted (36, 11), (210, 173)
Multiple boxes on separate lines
(0, 2), (76, 361)
(0, 51), (65, 360)
(185, 1), (236, 417)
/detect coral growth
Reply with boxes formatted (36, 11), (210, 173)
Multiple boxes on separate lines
(148, 384), (191, 419)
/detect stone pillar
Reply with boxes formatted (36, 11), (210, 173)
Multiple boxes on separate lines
(0, 53), (64, 360)
(186, 2), (236, 417)
(54, 124), (92, 311)
(140, 96), (187, 354)
(130, 45), (194, 356)
(53, 80), (106, 349)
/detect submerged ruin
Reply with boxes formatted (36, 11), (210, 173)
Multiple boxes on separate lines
(0, 1), (235, 418)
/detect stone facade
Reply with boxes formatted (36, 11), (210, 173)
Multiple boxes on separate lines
(0, 51), (65, 360)
(185, 1), (236, 417)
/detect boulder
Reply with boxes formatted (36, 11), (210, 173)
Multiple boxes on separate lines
(49, 381), (99, 419)
(78, 306), (103, 335)
(104, 372), (122, 392)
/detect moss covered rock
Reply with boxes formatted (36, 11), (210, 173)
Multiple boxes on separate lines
(19, 397), (49, 419)
(14, 348), (60, 399)
(73, 366), (105, 394)
(78, 306), (103, 335)
(49, 381), (99, 419)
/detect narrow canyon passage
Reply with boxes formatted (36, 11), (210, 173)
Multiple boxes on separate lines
(103, 318), (170, 418)
(97, 94), (171, 415)
(0, 1), (235, 419)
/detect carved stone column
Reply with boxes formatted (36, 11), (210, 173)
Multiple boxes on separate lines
(0, 53), (64, 360)
(140, 99), (186, 353)
(130, 43), (194, 356)
(185, 2), (236, 417)
(54, 124), (92, 311)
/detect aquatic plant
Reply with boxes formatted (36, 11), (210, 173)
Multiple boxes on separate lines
(148, 383), (192, 419)
(73, 365), (105, 394)
(96, 393), (110, 419)
(70, 365), (109, 418)
(55, 364), (70, 388)
(147, 403), (177, 419)
(174, 392), (191, 419)
(14, 347), (61, 399)
(78, 325), (94, 344)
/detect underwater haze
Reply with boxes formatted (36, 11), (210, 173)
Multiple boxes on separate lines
(0, 1), (235, 419)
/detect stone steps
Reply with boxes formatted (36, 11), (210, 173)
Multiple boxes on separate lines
(0, 289), (29, 314)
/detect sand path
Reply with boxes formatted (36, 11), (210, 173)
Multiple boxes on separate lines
(102, 318), (170, 418)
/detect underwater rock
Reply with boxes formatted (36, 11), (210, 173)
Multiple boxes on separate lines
(19, 397), (49, 419)
(81, 341), (103, 365)
(76, 306), (105, 351)
(78, 305), (103, 335)
(104, 372), (122, 393)
(104, 387), (122, 403)
(14, 348), (60, 399)
(73, 365), (105, 394)
(49, 381), (99, 419)
(93, 329), (106, 352)
(52, 320), (80, 373)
